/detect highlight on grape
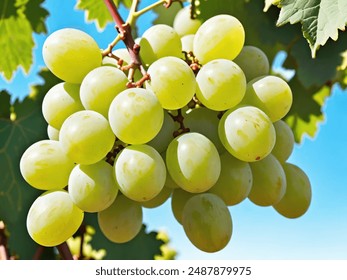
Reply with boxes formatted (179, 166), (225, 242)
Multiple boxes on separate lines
(20, 6), (311, 254)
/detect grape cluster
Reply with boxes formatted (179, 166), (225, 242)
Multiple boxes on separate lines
(20, 6), (312, 253)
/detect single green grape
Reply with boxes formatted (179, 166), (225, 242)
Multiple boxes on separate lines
(171, 188), (196, 224)
(141, 186), (173, 209)
(272, 120), (295, 163)
(26, 190), (84, 247)
(173, 6), (201, 37)
(42, 28), (101, 83)
(47, 125), (59, 141)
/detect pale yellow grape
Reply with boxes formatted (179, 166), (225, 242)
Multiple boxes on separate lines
(193, 15), (245, 64)
(42, 82), (84, 129)
(26, 190), (84, 247)
(272, 120), (295, 163)
(114, 145), (166, 202)
(47, 125), (59, 140)
(68, 160), (118, 213)
(248, 154), (287, 206)
(146, 56), (196, 110)
(139, 24), (182, 66)
(181, 34), (195, 53)
(108, 88), (163, 144)
(184, 107), (224, 154)
(80, 66), (128, 118)
(171, 188), (195, 224)
(141, 186), (173, 209)
(173, 6), (201, 37)
(243, 75), (293, 122)
(166, 132), (221, 193)
(98, 195), (143, 243)
(182, 193), (232, 253)
(59, 110), (115, 165)
(209, 153), (252, 206)
(218, 106), (276, 162)
(273, 163), (312, 218)
(233, 45), (270, 81)
(195, 59), (246, 111)
(20, 140), (75, 190)
(147, 111), (176, 154)
(42, 28), (101, 83)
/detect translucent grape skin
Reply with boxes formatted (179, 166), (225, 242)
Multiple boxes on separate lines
(146, 56), (196, 110)
(173, 6), (201, 37)
(171, 188), (195, 224)
(68, 160), (119, 213)
(139, 24), (182, 66)
(193, 15), (245, 64)
(47, 125), (59, 140)
(195, 59), (246, 111)
(80, 66), (128, 118)
(273, 163), (312, 218)
(20, 140), (75, 190)
(218, 106), (276, 162)
(182, 193), (233, 253)
(181, 34), (195, 54)
(233, 45), (270, 81)
(272, 120), (295, 163)
(42, 28), (101, 83)
(59, 110), (115, 165)
(108, 88), (164, 145)
(141, 186), (173, 209)
(26, 190), (84, 247)
(42, 82), (84, 129)
(98, 195), (143, 243)
(114, 145), (166, 202)
(243, 75), (293, 122)
(209, 152), (253, 206)
(248, 154), (287, 206)
(166, 132), (221, 193)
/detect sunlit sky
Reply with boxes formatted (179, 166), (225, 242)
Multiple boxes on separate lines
(1, 0), (346, 260)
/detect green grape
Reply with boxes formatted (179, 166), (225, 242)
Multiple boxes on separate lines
(272, 120), (295, 163)
(173, 6), (201, 37)
(146, 56), (196, 110)
(182, 193), (232, 253)
(68, 160), (119, 213)
(114, 145), (166, 202)
(147, 111), (176, 154)
(181, 34), (195, 53)
(20, 140), (75, 190)
(141, 186), (173, 209)
(42, 28), (101, 83)
(59, 110), (115, 165)
(273, 163), (312, 218)
(108, 88), (164, 144)
(166, 132), (221, 193)
(98, 194), (143, 243)
(184, 107), (224, 154)
(152, 0), (182, 26)
(27, 190), (84, 247)
(243, 75), (293, 122)
(171, 188), (195, 224)
(47, 125), (59, 141)
(102, 48), (142, 81)
(80, 66), (128, 118)
(139, 24), (182, 66)
(195, 59), (246, 111)
(42, 82), (84, 129)
(209, 152), (252, 206)
(218, 106), (276, 162)
(193, 15), (245, 64)
(248, 154), (287, 206)
(233, 45), (270, 81)
(164, 161), (181, 189)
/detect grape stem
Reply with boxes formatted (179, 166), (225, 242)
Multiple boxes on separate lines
(57, 242), (74, 260)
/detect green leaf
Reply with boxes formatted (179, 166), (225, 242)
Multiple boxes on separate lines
(284, 77), (331, 142)
(0, 69), (61, 259)
(0, 91), (11, 119)
(0, 0), (49, 81)
(276, 0), (347, 57)
(85, 213), (164, 260)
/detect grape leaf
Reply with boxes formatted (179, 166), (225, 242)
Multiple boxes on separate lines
(0, 69), (61, 259)
(0, 0), (49, 81)
(84, 213), (164, 260)
(276, 0), (347, 57)
(0, 91), (11, 119)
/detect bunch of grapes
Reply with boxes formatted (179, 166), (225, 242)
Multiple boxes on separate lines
(20, 6), (312, 254)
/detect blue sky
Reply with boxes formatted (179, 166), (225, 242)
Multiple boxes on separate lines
(1, 0), (346, 260)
